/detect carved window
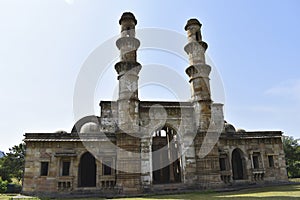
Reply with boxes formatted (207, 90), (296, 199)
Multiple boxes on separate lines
(103, 160), (112, 175)
(40, 162), (49, 176)
(268, 155), (274, 168)
(62, 161), (71, 176)
(219, 158), (226, 171)
(253, 155), (259, 169)
(126, 27), (130, 37)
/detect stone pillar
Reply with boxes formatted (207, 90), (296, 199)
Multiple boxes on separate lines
(140, 137), (152, 192)
(114, 12), (142, 194)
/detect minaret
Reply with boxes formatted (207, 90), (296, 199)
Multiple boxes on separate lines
(115, 12), (141, 133)
(114, 12), (142, 193)
(184, 19), (222, 186)
(184, 19), (212, 131)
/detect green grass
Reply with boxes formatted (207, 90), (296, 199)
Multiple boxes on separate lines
(118, 185), (300, 200)
(290, 178), (300, 183)
(0, 194), (17, 200)
(1, 184), (300, 200)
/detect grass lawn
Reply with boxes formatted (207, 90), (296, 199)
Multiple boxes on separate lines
(1, 184), (299, 200)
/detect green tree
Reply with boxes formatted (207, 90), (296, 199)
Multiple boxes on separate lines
(0, 177), (8, 193)
(0, 143), (25, 182)
(282, 136), (300, 178)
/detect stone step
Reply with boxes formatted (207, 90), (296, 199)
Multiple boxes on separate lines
(152, 183), (187, 191)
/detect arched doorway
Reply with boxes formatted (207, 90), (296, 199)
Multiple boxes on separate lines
(152, 126), (181, 184)
(78, 152), (96, 187)
(231, 148), (245, 180)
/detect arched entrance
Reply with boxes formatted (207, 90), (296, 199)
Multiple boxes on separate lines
(78, 152), (96, 187)
(231, 148), (245, 180)
(152, 126), (181, 184)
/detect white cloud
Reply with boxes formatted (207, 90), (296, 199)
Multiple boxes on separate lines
(265, 79), (300, 100)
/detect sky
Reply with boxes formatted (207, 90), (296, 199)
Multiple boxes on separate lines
(0, 0), (300, 152)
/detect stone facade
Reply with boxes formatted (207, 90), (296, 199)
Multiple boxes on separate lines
(22, 12), (288, 197)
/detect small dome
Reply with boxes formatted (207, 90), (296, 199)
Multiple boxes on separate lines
(224, 121), (236, 133)
(80, 122), (100, 133)
(185, 18), (202, 30)
(236, 128), (246, 133)
(55, 130), (67, 134)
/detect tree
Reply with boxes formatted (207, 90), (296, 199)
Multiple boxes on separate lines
(0, 143), (25, 182)
(282, 136), (300, 178)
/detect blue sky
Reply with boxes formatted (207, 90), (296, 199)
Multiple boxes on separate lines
(0, 0), (299, 152)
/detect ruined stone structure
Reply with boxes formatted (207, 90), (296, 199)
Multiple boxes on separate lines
(22, 12), (288, 197)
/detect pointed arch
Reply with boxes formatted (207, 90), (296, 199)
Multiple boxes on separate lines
(231, 148), (246, 180)
(78, 152), (96, 187)
(152, 125), (182, 184)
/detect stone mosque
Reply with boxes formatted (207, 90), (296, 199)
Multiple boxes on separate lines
(22, 12), (288, 197)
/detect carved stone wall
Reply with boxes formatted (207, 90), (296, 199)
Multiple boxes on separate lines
(218, 133), (288, 184)
(23, 138), (117, 195)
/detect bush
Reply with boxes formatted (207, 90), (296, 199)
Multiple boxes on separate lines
(0, 177), (8, 193)
(6, 183), (21, 193)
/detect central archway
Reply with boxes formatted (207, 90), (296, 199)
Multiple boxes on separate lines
(152, 126), (181, 184)
(78, 152), (96, 187)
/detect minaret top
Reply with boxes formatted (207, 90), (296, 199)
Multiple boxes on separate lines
(116, 12), (140, 62)
(184, 18), (206, 47)
(184, 18), (202, 30)
(119, 12), (137, 25)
